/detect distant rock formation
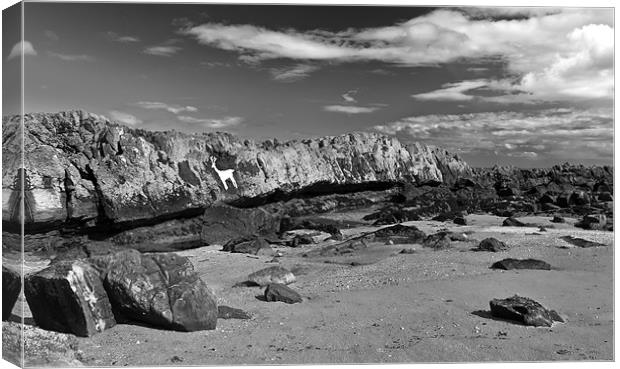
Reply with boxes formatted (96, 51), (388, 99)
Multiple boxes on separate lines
(2, 110), (473, 231)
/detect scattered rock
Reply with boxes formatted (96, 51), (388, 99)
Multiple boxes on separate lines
(247, 266), (296, 286)
(559, 236), (607, 248)
(575, 214), (607, 230)
(24, 260), (116, 337)
(477, 238), (508, 252)
(264, 283), (302, 304)
(2, 267), (21, 321)
(489, 295), (564, 327)
(170, 355), (184, 363)
(541, 202), (561, 212)
(92, 250), (218, 331)
(491, 258), (551, 270)
(453, 216), (467, 225)
(598, 191), (613, 202)
(373, 224), (426, 244)
(502, 217), (525, 227)
(422, 232), (451, 250)
(399, 248), (416, 254)
(550, 215), (566, 223)
(223, 236), (273, 255)
(218, 306), (252, 320)
(283, 229), (331, 245)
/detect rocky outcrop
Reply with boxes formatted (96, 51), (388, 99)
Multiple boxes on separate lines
(2, 110), (472, 231)
(2, 267), (21, 321)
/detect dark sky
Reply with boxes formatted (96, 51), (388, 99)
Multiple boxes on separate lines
(2, 2), (613, 167)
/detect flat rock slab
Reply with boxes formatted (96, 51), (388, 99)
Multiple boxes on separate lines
(559, 236), (608, 248)
(24, 260), (116, 337)
(491, 258), (552, 270)
(476, 238), (509, 252)
(247, 266), (296, 286)
(264, 283), (302, 304)
(217, 306), (252, 320)
(374, 224), (426, 244)
(502, 217), (526, 227)
(92, 249), (218, 331)
(489, 295), (564, 327)
(2, 266), (21, 321)
(223, 236), (272, 255)
(201, 206), (280, 245)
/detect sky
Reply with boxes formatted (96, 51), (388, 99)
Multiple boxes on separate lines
(1, 2), (614, 167)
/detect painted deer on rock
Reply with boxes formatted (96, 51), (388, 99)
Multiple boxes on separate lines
(210, 156), (238, 191)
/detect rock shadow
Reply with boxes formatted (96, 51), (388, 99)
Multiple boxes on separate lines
(470, 310), (526, 326)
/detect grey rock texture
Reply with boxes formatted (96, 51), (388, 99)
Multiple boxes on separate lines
(2, 110), (472, 229)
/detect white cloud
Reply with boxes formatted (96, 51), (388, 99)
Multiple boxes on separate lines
(412, 80), (487, 101)
(109, 111), (142, 126)
(182, 8), (613, 102)
(134, 101), (198, 114)
(372, 107), (612, 163)
(48, 51), (95, 62)
(143, 45), (180, 56)
(270, 64), (318, 82)
(323, 105), (380, 114)
(342, 90), (358, 103)
(178, 115), (243, 129)
(7, 41), (37, 60)
(117, 36), (140, 43)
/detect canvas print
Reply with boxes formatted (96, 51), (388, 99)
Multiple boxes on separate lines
(1, 1), (614, 367)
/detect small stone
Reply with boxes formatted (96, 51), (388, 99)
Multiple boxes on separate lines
(264, 283), (302, 304)
(217, 306), (252, 320)
(247, 266), (296, 286)
(502, 217), (525, 227)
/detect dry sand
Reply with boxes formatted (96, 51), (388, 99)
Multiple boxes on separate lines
(6, 213), (615, 365)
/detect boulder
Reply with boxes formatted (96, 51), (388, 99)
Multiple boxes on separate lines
(538, 193), (556, 204)
(477, 238), (508, 252)
(491, 258), (551, 270)
(24, 260), (116, 337)
(2, 267), (21, 321)
(247, 266), (296, 286)
(550, 215), (566, 223)
(201, 206), (280, 245)
(489, 295), (564, 327)
(569, 190), (590, 206)
(223, 236), (272, 255)
(598, 191), (613, 202)
(559, 236), (607, 248)
(556, 193), (571, 208)
(264, 283), (302, 304)
(92, 250), (217, 331)
(453, 216), (467, 225)
(502, 217), (525, 227)
(575, 214), (607, 230)
(422, 232), (452, 250)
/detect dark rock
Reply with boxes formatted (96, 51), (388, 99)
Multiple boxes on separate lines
(559, 236), (607, 248)
(491, 258), (551, 270)
(502, 217), (525, 227)
(489, 295), (564, 327)
(497, 187), (518, 197)
(223, 236), (272, 255)
(399, 248), (416, 254)
(374, 224), (426, 244)
(598, 191), (613, 202)
(422, 232), (452, 250)
(569, 190), (590, 206)
(264, 283), (302, 304)
(575, 214), (607, 230)
(550, 215), (566, 223)
(453, 216), (467, 225)
(92, 250), (217, 331)
(218, 306), (252, 319)
(477, 238), (508, 252)
(556, 193), (571, 208)
(201, 206), (280, 245)
(24, 260), (116, 337)
(2, 267), (21, 321)
(247, 266), (296, 286)
(280, 217), (343, 239)
(538, 193), (556, 204)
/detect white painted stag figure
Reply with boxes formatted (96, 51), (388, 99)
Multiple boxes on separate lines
(209, 156), (238, 191)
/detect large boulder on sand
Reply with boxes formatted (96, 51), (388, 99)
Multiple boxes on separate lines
(24, 260), (116, 337)
(2, 266), (21, 321)
(264, 283), (302, 304)
(477, 238), (509, 252)
(90, 249), (217, 331)
(490, 295), (564, 327)
(247, 266), (296, 286)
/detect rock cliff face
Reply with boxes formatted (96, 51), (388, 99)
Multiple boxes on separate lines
(2, 110), (472, 230)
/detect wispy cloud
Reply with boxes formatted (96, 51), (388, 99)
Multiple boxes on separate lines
(373, 107), (612, 163)
(7, 41), (37, 60)
(178, 115), (243, 129)
(105, 31), (141, 43)
(109, 111), (142, 126)
(182, 8), (612, 102)
(133, 101), (198, 114)
(143, 45), (181, 57)
(342, 90), (358, 103)
(412, 80), (488, 101)
(270, 64), (319, 82)
(323, 105), (380, 114)
(48, 51), (95, 62)
(44, 30), (59, 41)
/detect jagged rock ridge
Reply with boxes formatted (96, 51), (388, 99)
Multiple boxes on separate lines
(2, 110), (472, 230)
